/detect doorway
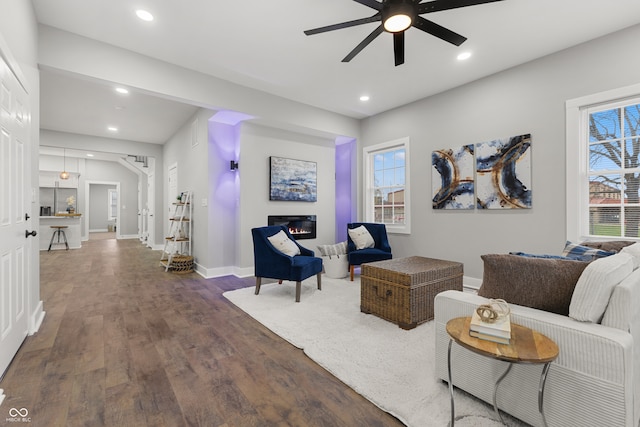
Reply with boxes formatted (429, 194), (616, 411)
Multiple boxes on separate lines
(85, 181), (120, 240)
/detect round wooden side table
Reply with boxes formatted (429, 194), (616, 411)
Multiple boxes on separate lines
(446, 316), (559, 427)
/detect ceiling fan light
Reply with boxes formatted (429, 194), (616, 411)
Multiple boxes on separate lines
(384, 14), (412, 32)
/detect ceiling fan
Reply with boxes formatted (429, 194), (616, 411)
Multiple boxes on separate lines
(304, 0), (504, 66)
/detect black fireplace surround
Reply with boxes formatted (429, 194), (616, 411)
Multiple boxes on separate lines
(267, 215), (317, 240)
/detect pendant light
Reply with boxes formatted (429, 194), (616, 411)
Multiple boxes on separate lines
(60, 148), (70, 180)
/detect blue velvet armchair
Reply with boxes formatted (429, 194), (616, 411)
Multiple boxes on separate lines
(251, 225), (322, 302)
(347, 222), (392, 281)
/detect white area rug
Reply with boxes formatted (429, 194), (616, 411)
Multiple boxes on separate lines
(223, 276), (526, 427)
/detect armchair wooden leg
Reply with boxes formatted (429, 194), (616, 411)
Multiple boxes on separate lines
(295, 281), (302, 302)
(255, 277), (262, 295)
(317, 273), (322, 290)
(278, 280), (283, 284)
(350, 265), (355, 281)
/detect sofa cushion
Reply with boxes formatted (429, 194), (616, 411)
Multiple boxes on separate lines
(620, 242), (640, 269)
(562, 241), (616, 261)
(478, 254), (589, 315)
(267, 230), (300, 257)
(579, 240), (636, 253)
(569, 252), (634, 323)
(601, 267), (640, 331)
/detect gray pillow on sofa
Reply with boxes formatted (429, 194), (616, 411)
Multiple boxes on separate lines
(478, 254), (589, 315)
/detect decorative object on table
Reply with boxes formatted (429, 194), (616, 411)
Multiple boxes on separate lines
(469, 298), (511, 344)
(432, 144), (475, 210)
(269, 156), (317, 202)
(476, 133), (531, 209)
(66, 195), (75, 213)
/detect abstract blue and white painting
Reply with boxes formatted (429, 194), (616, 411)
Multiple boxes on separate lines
(432, 145), (475, 209)
(269, 156), (317, 202)
(476, 134), (532, 209)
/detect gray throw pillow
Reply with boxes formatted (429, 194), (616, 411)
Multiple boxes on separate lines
(478, 254), (589, 315)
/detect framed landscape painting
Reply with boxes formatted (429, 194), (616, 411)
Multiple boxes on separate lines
(269, 156), (317, 202)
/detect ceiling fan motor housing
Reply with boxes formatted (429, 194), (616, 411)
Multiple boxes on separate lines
(382, 0), (417, 33)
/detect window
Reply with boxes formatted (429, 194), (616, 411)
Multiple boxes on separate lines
(108, 189), (118, 220)
(364, 137), (410, 234)
(566, 84), (640, 241)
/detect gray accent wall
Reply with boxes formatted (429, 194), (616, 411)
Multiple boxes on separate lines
(361, 24), (640, 279)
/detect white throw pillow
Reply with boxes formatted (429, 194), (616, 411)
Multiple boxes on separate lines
(267, 230), (300, 257)
(620, 242), (640, 269)
(348, 225), (375, 250)
(317, 241), (348, 257)
(569, 252), (634, 323)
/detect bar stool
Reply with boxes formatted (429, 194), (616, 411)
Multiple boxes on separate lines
(48, 225), (69, 251)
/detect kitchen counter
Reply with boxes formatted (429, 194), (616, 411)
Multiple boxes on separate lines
(39, 215), (82, 251)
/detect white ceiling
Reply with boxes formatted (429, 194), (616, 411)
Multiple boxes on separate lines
(32, 0), (640, 145)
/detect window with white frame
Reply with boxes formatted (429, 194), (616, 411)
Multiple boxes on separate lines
(566, 85), (640, 241)
(108, 189), (118, 221)
(364, 137), (410, 234)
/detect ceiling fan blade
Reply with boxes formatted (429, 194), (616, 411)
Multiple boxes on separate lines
(342, 25), (384, 62)
(304, 14), (381, 36)
(393, 32), (405, 66)
(413, 16), (467, 46)
(417, 0), (503, 14)
(353, 0), (383, 10)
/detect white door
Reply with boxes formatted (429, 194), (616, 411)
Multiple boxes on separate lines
(0, 54), (32, 378)
(147, 171), (155, 248)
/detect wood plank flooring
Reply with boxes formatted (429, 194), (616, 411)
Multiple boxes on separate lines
(0, 239), (405, 427)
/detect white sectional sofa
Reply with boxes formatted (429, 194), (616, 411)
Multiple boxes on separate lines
(434, 247), (640, 427)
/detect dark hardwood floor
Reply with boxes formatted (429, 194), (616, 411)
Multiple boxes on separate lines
(0, 239), (405, 427)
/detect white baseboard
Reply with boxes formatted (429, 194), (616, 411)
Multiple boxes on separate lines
(118, 234), (139, 240)
(89, 228), (108, 233)
(463, 275), (482, 291)
(29, 300), (45, 335)
(0, 388), (4, 407)
(195, 263), (251, 279)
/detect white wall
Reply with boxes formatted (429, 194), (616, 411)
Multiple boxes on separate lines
(163, 109), (214, 272)
(237, 122), (337, 272)
(361, 24), (640, 279)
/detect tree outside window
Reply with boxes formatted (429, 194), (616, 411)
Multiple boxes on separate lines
(588, 103), (640, 238)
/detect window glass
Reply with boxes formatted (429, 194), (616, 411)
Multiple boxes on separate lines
(364, 138), (410, 233)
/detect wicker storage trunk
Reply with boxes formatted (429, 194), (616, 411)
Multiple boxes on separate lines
(361, 256), (463, 329)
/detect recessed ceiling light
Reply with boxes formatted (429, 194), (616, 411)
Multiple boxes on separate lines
(360, 95), (370, 102)
(115, 87), (129, 95)
(86, 153), (94, 157)
(136, 10), (154, 22)
(457, 52), (472, 61)
(108, 126), (118, 132)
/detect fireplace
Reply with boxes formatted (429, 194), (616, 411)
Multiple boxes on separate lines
(267, 215), (317, 240)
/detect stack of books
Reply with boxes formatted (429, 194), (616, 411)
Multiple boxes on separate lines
(469, 309), (511, 344)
